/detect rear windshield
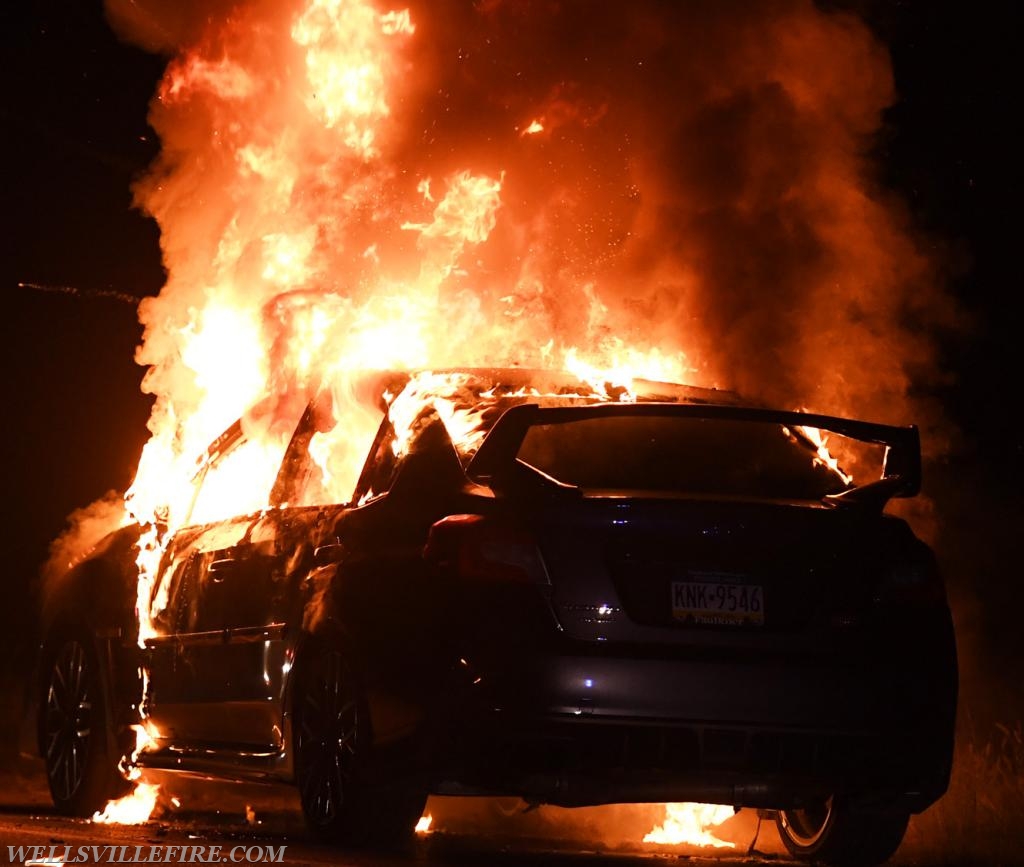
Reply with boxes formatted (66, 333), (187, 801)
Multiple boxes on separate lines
(516, 415), (849, 500)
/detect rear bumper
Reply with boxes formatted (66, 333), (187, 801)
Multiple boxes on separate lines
(462, 649), (944, 726)
(426, 624), (956, 811)
(431, 714), (951, 812)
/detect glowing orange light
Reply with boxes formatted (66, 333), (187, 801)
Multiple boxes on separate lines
(643, 802), (735, 848)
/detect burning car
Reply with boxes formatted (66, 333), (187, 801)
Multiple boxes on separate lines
(34, 369), (956, 865)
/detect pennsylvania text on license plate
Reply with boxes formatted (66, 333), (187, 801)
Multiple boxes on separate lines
(672, 578), (764, 626)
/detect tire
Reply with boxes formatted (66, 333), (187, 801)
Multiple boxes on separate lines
(40, 632), (128, 816)
(776, 796), (910, 867)
(293, 639), (426, 847)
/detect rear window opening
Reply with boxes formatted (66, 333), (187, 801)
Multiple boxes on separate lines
(515, 416), (858, 501)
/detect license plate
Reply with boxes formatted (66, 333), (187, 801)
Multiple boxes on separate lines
(672, 578), (764, 626)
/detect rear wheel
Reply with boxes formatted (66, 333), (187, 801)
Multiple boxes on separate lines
(294, 640), (426, 847)
(776, 797), (909, 866)
(41, 634), (126, 816)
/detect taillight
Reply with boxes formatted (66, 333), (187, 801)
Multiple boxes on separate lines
(874, 557), (946, 606)
(424, 514), (549, 585)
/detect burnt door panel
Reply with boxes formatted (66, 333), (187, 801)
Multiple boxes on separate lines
(143, 517), (259, 748)
(143, 550), (195, 747)
(171, 509), (320, 749)
(192, 528), (291, 749)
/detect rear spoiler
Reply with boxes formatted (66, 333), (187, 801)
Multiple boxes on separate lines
(467, 402), (921, 499)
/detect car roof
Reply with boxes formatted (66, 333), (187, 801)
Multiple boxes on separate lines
(198, 367), (748, 470)
(341, 367), (747, 409)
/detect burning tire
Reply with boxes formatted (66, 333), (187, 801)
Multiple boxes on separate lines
(775, 796), (909, 866)
(39, 631), (128, 816)
(293, 638), (425, 846)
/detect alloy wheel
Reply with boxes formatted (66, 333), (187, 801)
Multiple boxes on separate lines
(43, 641), (93, 803)
(297, 648), (360, 827)
(779, 796), (835, 847)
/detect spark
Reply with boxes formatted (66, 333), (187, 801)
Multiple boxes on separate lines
(17, 281), (139, 305)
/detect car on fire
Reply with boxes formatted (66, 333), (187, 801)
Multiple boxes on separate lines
(33, 369), (956, 865)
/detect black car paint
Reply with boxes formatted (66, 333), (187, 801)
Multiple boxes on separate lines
(33, 387), (957, 816)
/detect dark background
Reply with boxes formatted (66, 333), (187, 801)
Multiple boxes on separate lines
(0, 0), (1019, 856)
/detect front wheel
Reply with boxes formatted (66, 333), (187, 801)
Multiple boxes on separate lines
(776, 797), (909, 866)
(293, 640), (426, 847)
(40, 633), (127, 816)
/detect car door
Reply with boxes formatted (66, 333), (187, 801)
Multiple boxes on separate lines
(143, 417), (302, 750)
(144, 514), (261, 747)
(185, 398), (361, 749)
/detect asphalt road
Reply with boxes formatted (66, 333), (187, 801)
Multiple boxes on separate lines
(0, 760), (803, 867)
(0, 814), (793, 867)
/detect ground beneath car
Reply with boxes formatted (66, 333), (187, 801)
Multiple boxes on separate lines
(0, 757), (970, 867)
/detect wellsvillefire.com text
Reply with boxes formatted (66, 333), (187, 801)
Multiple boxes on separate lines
(8, 844), (287, 864)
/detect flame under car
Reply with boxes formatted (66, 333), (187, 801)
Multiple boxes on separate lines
(34, 370), (956, 865)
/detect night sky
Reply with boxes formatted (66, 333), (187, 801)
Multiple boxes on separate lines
(0, 0), (1019, 769)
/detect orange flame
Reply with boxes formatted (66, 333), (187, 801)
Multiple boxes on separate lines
(643, 802), (735, 848)
(92, 725), (161, 825)
(100, 0), (700, 825)
(796, 423), (854, 485)
(292, 0), (414, 158)
(92, 781), (160, 826)
(88, 0), (933, 828)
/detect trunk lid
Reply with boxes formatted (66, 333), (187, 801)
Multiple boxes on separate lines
(528, 493), (885, 644)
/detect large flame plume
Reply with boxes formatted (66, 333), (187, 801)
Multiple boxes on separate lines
(81, 0), (954, 837)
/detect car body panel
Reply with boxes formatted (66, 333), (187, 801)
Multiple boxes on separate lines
(35, 371), (957, 815)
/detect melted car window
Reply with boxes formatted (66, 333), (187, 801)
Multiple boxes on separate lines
(188, 436), (291, 525)
(517, 416), (850, 500)
(284, 402), (390, 508)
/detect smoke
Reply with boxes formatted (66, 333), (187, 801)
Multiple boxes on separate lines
(41, 491), (128, 610)
(390, 0), (959, 432)
(105, 0), (238, 55)
(102, 0), (957, 472)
